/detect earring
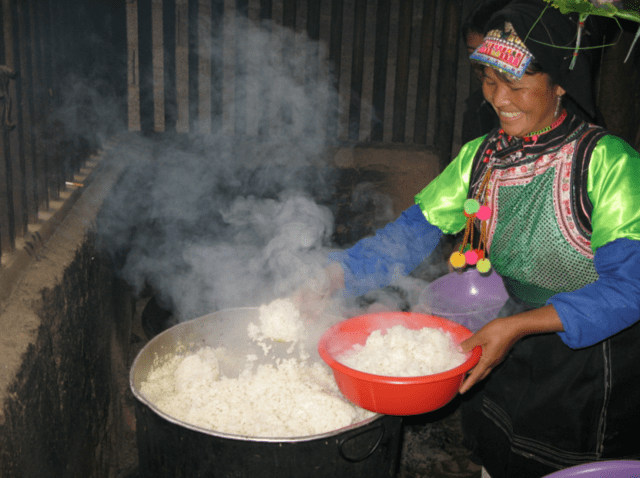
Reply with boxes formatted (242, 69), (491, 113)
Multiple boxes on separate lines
(555, 96), (562, 118)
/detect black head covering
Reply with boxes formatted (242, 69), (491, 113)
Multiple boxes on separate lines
(484, 0), (597, 119)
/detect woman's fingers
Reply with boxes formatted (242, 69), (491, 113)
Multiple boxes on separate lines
(459, 357), (494, 394)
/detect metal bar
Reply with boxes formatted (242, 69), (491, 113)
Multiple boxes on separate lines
(188, 0), (199, 133)
(138, 0), (154, 133)
(391, 0), (412, 143)
(347, 0), (366, 141)
(197, 0), (212, 135)
(152, 0), (166, 132)
(3, 0), (25, 239)
(46, 0), (58, 100)
(256, 0), (272, 138)
(370, 0), (390, 142)
(15, 0), (38, 223)
(127, 0), (142, 131)
(260, 0), (272, 21)
(0, 99), (11, 258)
(210, 0), (223, 133)
(413, 0), (437, 144)
(326, 0), (343, 142)
(25, 0), (47, 210)
(35, 0), (62, 200)
(234, 0), (248, 136)
(282, 0), (295, 30)
(163, 0), (177, 132)
(9, 4), (23, 239)
(280, 0), (296, 132)
(14, 0), (37, 223)
(175, 0), (189, 133)
(0, 0), (15, 253)
(305, 0), (320, 137)
(434, 0), (462, 170)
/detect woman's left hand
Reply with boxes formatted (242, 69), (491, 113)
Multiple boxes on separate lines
(458, 317), (522, 393)
(458, 304), (565, 394)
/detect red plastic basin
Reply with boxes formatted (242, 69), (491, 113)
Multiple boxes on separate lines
(318, 312), (482, 416)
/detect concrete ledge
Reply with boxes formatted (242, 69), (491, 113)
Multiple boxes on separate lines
(0, 135), (135, 476)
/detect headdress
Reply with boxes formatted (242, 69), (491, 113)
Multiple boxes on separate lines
(473, 0), (597, 119)
(470, 22), (534, 81)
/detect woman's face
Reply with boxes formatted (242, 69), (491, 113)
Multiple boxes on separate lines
(482, 67), (566, 138)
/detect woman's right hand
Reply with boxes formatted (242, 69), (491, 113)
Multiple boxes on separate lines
(293, 263), (345, 318)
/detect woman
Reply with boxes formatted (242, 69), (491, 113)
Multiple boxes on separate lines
(322, 1), (640, 476)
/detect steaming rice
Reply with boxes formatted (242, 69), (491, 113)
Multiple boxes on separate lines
(338, 325), (466, 377)
(248, 298), (304, 343)
(139, 346), (374, 437)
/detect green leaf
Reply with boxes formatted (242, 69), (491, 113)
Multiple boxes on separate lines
(546, 1), (640, 22)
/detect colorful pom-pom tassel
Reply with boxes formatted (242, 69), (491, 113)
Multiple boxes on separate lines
(464, 199), (480, 215)
(476, 205), (492, 221)
(464, 250), (479, 265)
(476, 258), (492, 273)
(449, 252), (466, 269)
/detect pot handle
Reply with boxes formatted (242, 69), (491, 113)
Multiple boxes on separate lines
(338, 423), (385, 463)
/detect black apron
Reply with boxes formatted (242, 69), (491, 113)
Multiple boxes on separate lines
(461, 298), (640, 478)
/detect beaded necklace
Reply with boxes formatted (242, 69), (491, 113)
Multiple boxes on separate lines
(449, 109), (568, 274)
(521, 109), (567, 143)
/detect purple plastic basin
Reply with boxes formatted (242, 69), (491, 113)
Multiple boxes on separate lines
(415, 269), (509, 332)
(543, 460), (640, 477)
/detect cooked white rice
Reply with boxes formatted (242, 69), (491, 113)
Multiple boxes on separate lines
(338, 325), (466, 377)
(139, 346), (374, 437)
(248, 298), (305, 343)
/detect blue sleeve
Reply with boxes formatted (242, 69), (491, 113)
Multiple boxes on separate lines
(327, 204), (443, 297)
(549, 238), (640, 349)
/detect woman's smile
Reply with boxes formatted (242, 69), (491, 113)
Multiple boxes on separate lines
(498, 111), (524, 121)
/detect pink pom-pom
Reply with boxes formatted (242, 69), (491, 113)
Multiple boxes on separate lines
(464, 250), (479, 266)
(476, 205), (492, 221)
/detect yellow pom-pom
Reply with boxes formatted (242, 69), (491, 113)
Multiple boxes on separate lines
(476, 258), (492, 273)
(449, 252), (466, 269)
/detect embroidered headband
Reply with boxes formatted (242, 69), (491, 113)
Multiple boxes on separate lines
(469, 22), (534, 80)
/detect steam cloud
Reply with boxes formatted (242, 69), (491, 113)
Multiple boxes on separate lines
(94, 18), (361, 322)
(91, 15), (446, 329)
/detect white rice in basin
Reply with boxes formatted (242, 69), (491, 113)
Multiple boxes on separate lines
(337, 325), (467, 377)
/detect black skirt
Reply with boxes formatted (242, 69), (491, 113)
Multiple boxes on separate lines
(461, 298), (640, 478)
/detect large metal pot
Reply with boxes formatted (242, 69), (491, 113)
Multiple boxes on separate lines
(130, 307), (403, 478)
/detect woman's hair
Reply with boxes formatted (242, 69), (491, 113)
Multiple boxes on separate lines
(462, 0), (513, 40)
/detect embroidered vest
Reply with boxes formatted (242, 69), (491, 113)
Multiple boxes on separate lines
(468, 115), (607, 307)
